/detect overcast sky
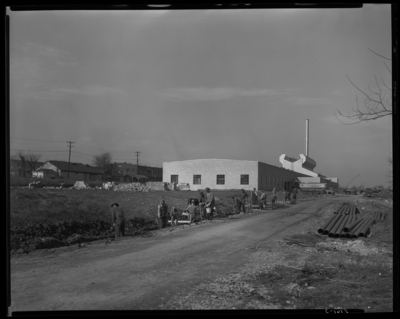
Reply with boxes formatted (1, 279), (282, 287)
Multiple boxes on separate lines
(9, 5), (392, 188)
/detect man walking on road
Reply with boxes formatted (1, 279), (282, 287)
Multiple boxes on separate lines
(111, 203), (126, 240)
(157, 199), (169, 229)
(205, 187), (215, 221)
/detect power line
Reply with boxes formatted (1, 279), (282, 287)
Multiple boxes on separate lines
(10, 148), (67, 153)
(10, 137), (65, 143)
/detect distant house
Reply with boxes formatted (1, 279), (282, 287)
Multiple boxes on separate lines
(112, 162), (162, 182)
(33, 161), (104, 181)
(10, 159), (44, 177)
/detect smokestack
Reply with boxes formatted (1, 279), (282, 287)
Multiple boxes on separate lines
(306, 119), (309, 156)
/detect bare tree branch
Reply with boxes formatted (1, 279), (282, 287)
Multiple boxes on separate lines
(368, 48), (391, 61)
(336, 51), (392, 124)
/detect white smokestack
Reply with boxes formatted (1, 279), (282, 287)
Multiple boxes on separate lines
(306, 119), (309, 156)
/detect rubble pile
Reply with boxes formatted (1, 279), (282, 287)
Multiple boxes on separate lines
(146, 182), (169, 191)
(71, 181), (89, 189)
(113, 183), (151, 192)
(28, 181), (42, 189)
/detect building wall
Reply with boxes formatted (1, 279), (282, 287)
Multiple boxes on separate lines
(258, 163), (291, 191)
(59, 171), (102, 181)
(163, 159), (259, 191)
(258, 162), (311, 191)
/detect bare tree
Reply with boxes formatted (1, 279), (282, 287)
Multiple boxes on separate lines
(14, 151), (27, 177)
(92, 152), (113, 175)
(335, 48), (392, 124)
(26, 153), (42, 173)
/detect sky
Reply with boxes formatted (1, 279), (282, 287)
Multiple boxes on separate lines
(8, 5), (393, 188)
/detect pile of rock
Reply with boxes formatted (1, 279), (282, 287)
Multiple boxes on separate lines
(102, 182), (115, 190)
(146, 182), (169, 191)
(28, 181), (42, 189)
(71, 181), (89, 189)
(113, 183), (151, 192)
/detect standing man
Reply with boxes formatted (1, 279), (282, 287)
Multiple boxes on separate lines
(292, 187), (298, 204)
(199, 191), (206, 220)
(111, 203), (126, 240)
(240, 189), (248, 214)
(232, 196), (242, 214)
(259, 190), (267, 210)
(205, 187), (215, 221)
(187, 200), (198, 224)
(271, 192), (277, 209)
(251, 188), (258, 206)
(157, 199), (169, 229)
(170, 206), (179, 227)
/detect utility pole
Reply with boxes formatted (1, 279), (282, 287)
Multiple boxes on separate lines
(66, 141), (75, 179)
(135, 151), (141, 174)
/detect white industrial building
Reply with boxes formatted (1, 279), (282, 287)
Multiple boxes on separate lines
(162, 120), (338, 191)
(162, 157), (337, 191)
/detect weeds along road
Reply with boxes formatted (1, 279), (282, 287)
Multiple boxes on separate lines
(10, 196), (345, 312)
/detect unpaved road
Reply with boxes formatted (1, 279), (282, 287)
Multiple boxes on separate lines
(10, 197), (344, 312)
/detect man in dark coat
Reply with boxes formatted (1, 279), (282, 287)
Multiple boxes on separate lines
(157, 199), (169, 229)
(240, 189), (248, 213)
(205, 187), (215, 220)
(232, 196), (243, 214)
(251, 188), (258, 205)
(198, 191), (206, 220)
(111, 203), (126, 240)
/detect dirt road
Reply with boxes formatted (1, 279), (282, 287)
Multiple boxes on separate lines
(10, 197), (344, 312)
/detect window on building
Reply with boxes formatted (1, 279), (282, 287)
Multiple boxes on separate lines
(265, 176), (267, 185)
(217, 175), (225, 185)
(193, 175), (201, 185)
(126, 168), (130, 173)
(240, 174), (249, 185)
(272, 177), (276, 185)
(171, 175), (178, 184)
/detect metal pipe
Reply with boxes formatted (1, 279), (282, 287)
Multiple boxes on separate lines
(334, 214), (350, 238)
(343, 217), (364, 233)
(322, 213), (342, 235)
(344, 214), (355, 230)
(329, 215), (345, 237)
(358, 217), (376, 237)
(349, 203), (356, 215)
(350, 217), (372, 238)
(337, 203), (349, 215)
(318, 215), (337, 234)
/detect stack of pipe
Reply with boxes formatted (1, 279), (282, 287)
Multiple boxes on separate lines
(318, 202), (373, 238)
(372, 211), (389, 223)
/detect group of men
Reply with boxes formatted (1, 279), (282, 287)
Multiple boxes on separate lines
(157, 187), (216, 229)
(110, 186), (300, 240)
(231, 187), (299, 213)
